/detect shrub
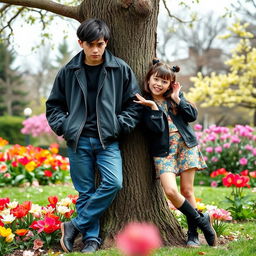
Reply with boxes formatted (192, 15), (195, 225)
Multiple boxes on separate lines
(0, 116), (26, 145)
(195, 124), (256, 186)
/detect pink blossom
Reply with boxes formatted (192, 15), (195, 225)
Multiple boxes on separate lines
(223, 143), (231, 148)
(239, 158), (248, 165)
(33, 238), (44, 250)
(206, 134), (217, 142)
(211, 157), (219, 162)
(233, 125), (253, 138)
(203, 156), (208, 161)
(206, 147), (213, 153)
(194, 124), (203, 131)
(220, 134), (231, 140)
(211, 181), (218, 187)
(215, 146), (222, 153)
(231, 135), (240, 143)
(208, 208), (232, 221)
(21, 114), (52, 137)
(252, 149), (256, 156)
(244, 144), (253, 151)
(116, 222), (162, 256)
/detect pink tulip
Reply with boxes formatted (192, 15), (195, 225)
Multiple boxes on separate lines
(208, 208), (232, 221)
(194, 124), (202, 131)
(223, 143), (231, 148)
(215, 146), (222, 153)
(231, 135), (240, 143)
(239, 158), (248, 166)
(210, 181), (218, 187)
(211, 157), (218, 162)
(244, 145), (253, 151)
(205, 147), (213, 153)
(116, 222), (162, 256)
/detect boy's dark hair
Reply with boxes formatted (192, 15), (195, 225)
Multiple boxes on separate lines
(77, 18), (111, 43)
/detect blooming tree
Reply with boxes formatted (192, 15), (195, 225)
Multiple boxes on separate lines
(187, 22), (256, 125)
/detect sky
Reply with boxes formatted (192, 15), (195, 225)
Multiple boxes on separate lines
(10, 0), (235, 72)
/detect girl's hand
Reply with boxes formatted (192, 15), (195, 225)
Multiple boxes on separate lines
(134, 93), (159, 110)
(171, 82), (181, 104)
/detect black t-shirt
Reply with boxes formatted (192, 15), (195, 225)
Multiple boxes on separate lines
(81, 63), (103, 138)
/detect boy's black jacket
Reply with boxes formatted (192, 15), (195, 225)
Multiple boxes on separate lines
(46, 49), (141, 151)
(141, 93), (198, 157)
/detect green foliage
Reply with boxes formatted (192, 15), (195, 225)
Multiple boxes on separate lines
(0, 116), (26, 145)
(0, 39), (28, 116)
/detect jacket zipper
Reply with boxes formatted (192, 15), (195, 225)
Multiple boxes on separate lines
(96, 70), (107, 149)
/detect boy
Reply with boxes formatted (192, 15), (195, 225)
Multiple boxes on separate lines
(46, 18), (141, 253)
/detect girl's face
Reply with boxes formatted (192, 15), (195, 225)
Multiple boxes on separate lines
(148, 73), (171, 99)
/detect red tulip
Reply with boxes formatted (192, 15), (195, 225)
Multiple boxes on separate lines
(11, 204), (29, 218)
(48, 196), (58, 205)
(30, 216), (61, 233)
(222, 173), (235, 187)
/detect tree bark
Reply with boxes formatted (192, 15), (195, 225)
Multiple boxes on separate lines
(76, 0), (185, 247)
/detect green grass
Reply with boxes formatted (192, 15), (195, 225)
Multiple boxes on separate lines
(1, 184), (255, 256)
(0, 183), (77, 205)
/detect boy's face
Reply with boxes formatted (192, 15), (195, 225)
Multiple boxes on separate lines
(78, 38), (107, 65)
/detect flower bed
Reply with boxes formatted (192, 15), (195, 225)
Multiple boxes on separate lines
(194, 124), (256, 187)
(0, 195), (78, 255)
(0, 138), (70, 187)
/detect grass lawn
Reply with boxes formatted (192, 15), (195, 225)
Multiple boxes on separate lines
(1, 184), (255, 256)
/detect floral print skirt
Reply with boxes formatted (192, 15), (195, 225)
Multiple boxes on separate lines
(154, 131), (207, 177)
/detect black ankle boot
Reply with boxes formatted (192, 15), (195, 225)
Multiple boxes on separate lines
(178, 200), (217, 246)
(186, 215), (200, 247)
(60, 221), (80, 252)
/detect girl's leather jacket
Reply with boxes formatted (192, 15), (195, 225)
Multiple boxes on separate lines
(141, 92), (198, 157)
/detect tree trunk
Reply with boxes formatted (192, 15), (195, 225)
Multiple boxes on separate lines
(76, 0), (186, 247)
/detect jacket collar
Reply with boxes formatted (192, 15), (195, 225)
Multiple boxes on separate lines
(66, 49), (119, 69)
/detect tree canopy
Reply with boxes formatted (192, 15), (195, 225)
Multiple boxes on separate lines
(187, 22), (256, 124)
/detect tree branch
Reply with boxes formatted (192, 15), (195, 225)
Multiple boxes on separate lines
(0, 3), (10, 12)
(162, 0), (194, 23)
(0, 0), (80, 21)
(0, 6), (25, 44)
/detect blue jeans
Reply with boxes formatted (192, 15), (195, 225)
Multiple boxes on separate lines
(67, 137), (122, 244)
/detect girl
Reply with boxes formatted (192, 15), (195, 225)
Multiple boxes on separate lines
(135, 60), (217, 247)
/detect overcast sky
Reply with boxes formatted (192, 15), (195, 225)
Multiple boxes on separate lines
(11, 0), (234, 72)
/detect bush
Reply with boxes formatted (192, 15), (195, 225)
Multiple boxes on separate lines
(197, 125), (255, 170)
(0, 116), (26, 145)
